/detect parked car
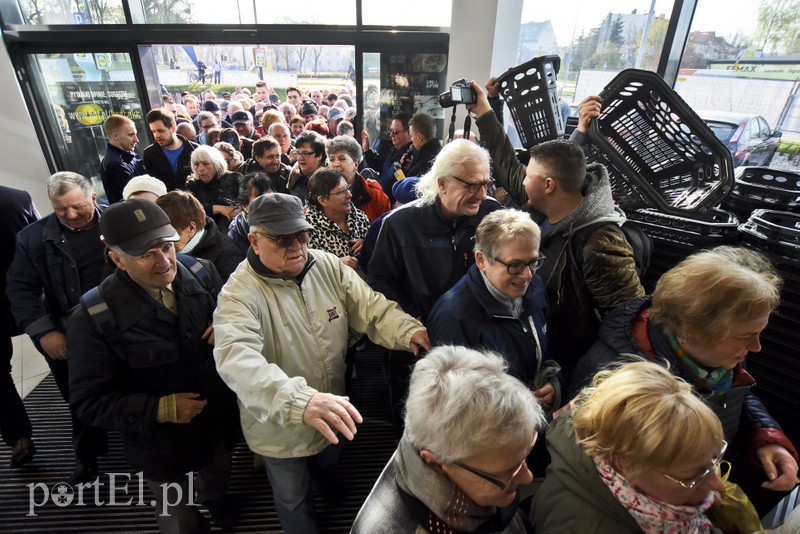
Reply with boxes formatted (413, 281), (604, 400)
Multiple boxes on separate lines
(701, 111), (782, 167)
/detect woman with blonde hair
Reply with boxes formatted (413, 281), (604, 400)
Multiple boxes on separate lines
(535, 361), (726, 532)
(572, 246), (798, 514)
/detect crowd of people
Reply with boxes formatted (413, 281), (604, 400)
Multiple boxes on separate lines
(1, 76), (798, 534)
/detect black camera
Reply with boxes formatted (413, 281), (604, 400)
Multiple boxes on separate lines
(438, 78), (477, 108)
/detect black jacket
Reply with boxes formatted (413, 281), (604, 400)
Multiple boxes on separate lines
(67, 263), (238, 479)
(368, 197), (501, 322)
(238, 160), (291, 194)
(142, 135), (198, 191)
(190, 217), (245, 282)
(7, 207), (106, 340)
(100, 143), (145, 203)
(186, 173), (241, 234)
(0, 186), (40, 334)
(406, 138), (441, 178)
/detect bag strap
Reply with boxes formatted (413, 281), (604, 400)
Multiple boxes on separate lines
(176, 253), (212, 290)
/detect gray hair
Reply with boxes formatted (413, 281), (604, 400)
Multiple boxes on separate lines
(327, 135), (362, 163)
(47, 171), (93, 199)
(404, 345), (545, 462)
(474, 209), (541, 259)
(336, 121), (355, 137)
(416, 139), (491, 205)
(196, 111), (215, 124)
(269, 122), (290, 136)
(191, 145), (227, 177)
(278, 102), (296, 116)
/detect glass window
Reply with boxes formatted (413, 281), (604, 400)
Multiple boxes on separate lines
(362, 0), (451, 27)
(27, 53), (147, 200)
(152, 43), (356, 114)
(18, 0), (126, 24)
(361, 52), (448, 152)
(519, 0), (675, 112)
(674, 0), (798, 170)
(252, 0), (355, 25)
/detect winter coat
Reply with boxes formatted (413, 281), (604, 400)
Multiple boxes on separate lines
(212, 248), (424, 459)
(571, 296), (798, 460)
(190, 217), (245, 282)
(100, 143), (145, 203)
(67, 262), (238, 480)
(367, 197), (502, 322)
(185, 172), (241, 234)
(428, 264), (554, 391)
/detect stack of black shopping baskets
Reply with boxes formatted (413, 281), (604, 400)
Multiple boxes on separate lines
(581, 67), (799, 445)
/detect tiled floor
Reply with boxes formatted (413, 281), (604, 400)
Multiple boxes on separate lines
(10, 334), (50, 399)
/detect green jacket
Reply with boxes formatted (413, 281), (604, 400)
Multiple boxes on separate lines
(533, 412), (643, 533)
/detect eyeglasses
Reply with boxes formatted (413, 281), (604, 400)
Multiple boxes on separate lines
(451, 175), (494, 194)
(663, 440), (728, 489)
(492, 255), (547, 275)
(256, 229), (312, 248)
(325, 186), (352, 197)
(297, 150), (317, 157)
(452, 459), (527, 490)
(386, 128), (406, 136)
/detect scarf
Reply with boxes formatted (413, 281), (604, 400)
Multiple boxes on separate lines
(180, 227), (205, 255)
(593, 456), (716, 534)
(667, 333), (733, 394)
(479, 269), (524, 319)
(393, 436), (522, 533)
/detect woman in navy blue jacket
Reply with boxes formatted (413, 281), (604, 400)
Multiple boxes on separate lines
(428, 208), (561, 415)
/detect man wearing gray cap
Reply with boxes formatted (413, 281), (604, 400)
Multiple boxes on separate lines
(67, 199), (238, 533)
(212, 193), (430, 534)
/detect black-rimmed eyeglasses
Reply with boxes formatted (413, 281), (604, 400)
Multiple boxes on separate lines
(256, 229), (312, 248)
(492, 256), (547, 276)
(663, 440), (728, 489)
(452, 458), (528, 490)
(451, 175), (494, 194)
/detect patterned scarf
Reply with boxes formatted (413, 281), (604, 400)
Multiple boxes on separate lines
(667, 333), (733, 394)
(593, 456), (716, 534)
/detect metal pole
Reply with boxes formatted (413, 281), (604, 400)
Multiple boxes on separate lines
(635, 0), (657, 69)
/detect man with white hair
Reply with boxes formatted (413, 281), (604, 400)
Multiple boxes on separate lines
(213, 193), (430, 534)
(352, 345), (545, 533)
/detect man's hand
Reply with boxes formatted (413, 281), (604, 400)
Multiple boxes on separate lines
(340, 256), (359, 269)
(466, 80), (493, 118)
(40, 331), (67, 360)
(533, 382), (555, 406)
(576, 95), (602, 133)
(213, 204), (237, 221)
(757, 444), (799, 491)
(303, 393), (363, 444)
(409, 329), (431, 356)
(201, 323), (214, 345)
(174, 392), (208, 424)
(485, 76), (500, 98)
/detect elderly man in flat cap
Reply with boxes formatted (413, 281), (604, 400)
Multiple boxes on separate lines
(212, 192), (430, 534)
(67, 199), (238, 533)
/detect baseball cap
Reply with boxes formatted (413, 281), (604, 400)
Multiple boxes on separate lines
(392, 177), (421, 205)
(101, 198), (179, 256)
(327, 107), (345, 121)
(231, 110), (252, 125)
(248, 193), (313, 235)
(269, 93), (280, 104)
(202, 100), (220, 113)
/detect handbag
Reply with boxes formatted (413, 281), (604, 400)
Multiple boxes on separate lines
(706, 461), (764, 534)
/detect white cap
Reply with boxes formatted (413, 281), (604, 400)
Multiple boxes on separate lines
(122, 175), (168, 200)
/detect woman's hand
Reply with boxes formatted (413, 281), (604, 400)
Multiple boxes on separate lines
(350, 238), (364, 255)
(757, 444), (799, 491)
(212, 204), (237, 221)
